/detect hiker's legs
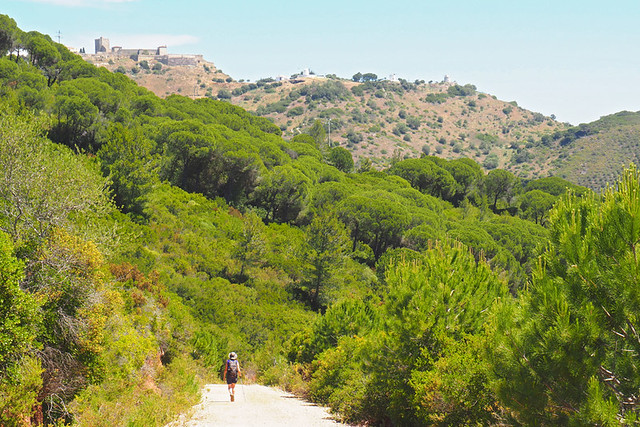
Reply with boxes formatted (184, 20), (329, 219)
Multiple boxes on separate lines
(228, 382), (236, 401)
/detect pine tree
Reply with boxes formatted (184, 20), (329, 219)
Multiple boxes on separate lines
(490, 165), (640, 424)
(367, 241), (507, 425)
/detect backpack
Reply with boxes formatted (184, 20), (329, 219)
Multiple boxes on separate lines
(227, 359), (239, 375)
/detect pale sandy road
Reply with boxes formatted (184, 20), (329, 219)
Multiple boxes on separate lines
(166, 384), (346, 427)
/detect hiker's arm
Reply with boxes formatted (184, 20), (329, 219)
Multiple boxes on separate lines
(238, 362), (242, 376)
(223, 361), (227, 380)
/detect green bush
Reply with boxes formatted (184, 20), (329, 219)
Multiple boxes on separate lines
(72, 354), (207, 427)
(483, 153), (499, 169)
(286, 106), (304, 117)
(447, 84), (476, 97)
(490, 166), (640, 425)
(0, 232), (39, 369)
(0, 356), (43, 426)
(217, 89), (231, 99)
(423, 93), (450, 104)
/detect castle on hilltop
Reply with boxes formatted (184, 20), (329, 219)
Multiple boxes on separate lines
(89, 37), (204, 66)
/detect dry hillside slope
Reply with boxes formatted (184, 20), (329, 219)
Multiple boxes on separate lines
(86, 55), (569, 178)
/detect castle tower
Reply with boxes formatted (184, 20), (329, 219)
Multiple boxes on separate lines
(95, 37), (110, 54)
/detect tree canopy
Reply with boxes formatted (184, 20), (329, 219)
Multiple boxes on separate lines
(2, 15), (625, 426)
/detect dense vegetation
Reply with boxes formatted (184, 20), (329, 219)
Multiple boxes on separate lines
(2, 16), (640, 426)
(544, 111), (640, 190)
(101, 51), (565, 177)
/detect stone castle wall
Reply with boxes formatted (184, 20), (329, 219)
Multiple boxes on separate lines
(166, 55), (204, 66)
(90, 37), (203, 66)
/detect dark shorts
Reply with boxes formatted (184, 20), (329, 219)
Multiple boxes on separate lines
(226, 373), (238, 384)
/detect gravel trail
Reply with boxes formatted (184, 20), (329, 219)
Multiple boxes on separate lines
(167, 384), (345, 426)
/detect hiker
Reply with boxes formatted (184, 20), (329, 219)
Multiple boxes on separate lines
(223, 352), (241, 401)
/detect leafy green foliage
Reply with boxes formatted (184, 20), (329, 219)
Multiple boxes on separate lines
(301, 211), (350, 310)
(525, 175), (589, 196)
(0, 109), (109, 242)
(302, 242), (507, 425)
(251, 165), (310, 223)
(338, 192), (409, 260)
(0, 356), (43, 426)
(0, 232), (39, 369)
(490, 165), (640, 424)
(423, 92), (450, 104)
(484, 168), (517, 210)
(300, 80), (350, 102)
(518, 189), (557, 225)
(307, 119), (326, 147)
(97, 123), (159, 215)
(447, 84), (476, 97)
(1, 17), (625, 426)
(410, 334), (500, 426)
(389, 158), (458, 202)
(327, 146), (353, 173)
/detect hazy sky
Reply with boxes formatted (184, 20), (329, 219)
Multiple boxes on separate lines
(4, 0), (639, 125)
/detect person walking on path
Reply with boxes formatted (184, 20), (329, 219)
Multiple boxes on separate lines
(223, 352), (241, 401)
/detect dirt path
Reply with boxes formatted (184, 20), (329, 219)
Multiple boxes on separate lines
(167, 384), (346, 426)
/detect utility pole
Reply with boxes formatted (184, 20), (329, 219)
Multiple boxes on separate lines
(56, 30), (62, 44)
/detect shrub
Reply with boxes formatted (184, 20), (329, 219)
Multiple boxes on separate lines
(447, 84), (476, 97)
(424, 93), (450, 104)
(286, 106), (304, 117)
(217, 89), (231, 99)
(406, 116), (421, 130)
(0, 356), (43, 426)
(392, 123), (408, 136)
(345, 129), (363, 144)
(483, 153), (499, 169)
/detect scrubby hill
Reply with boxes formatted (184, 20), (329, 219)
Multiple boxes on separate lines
(87, 50), (640, 192)
(541, 111), (640, 190)
(230, 77), (563, 173)
(85, 55), (567, 177)
(5, 15), (640, 427)
(83, 53), (232, 98)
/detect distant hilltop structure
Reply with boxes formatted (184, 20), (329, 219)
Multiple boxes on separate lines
(87, 36), (203, 66)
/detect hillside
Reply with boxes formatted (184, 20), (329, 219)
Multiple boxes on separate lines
(7, 15), (640, 427)
(84, 55), (567, 177)
(84, 52), (640, 192)
(540, 111), (640, 189)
